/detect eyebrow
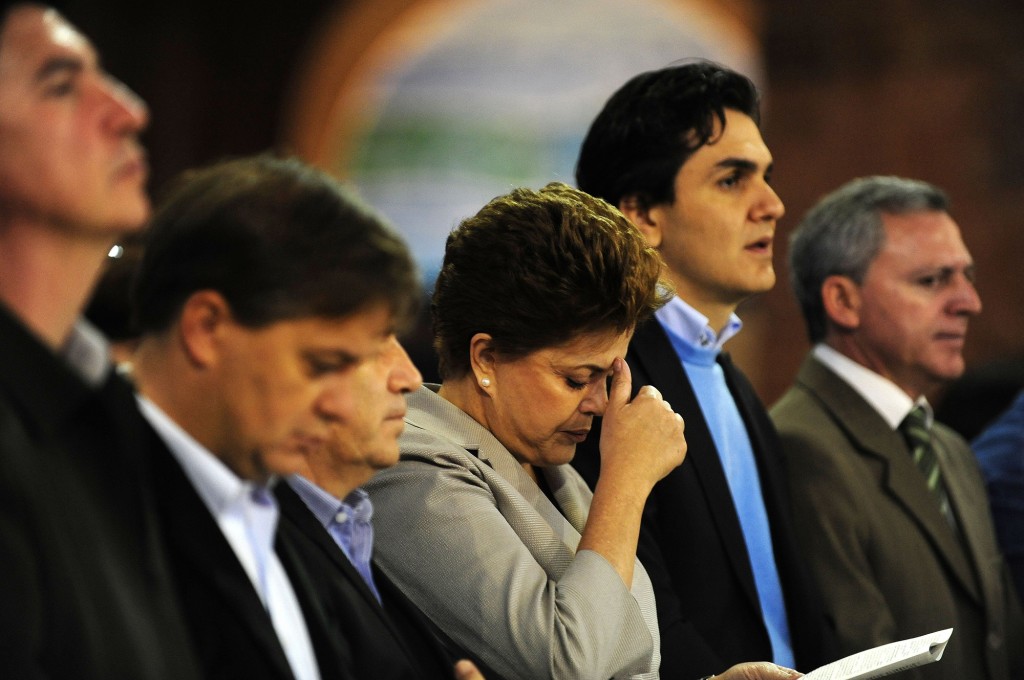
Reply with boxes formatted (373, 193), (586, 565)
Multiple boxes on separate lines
(34, 56), (83, 83)
(912, 263), (976, 277)
(563, 363), (613, 376)
(302, 348), (361, 365)
(714, 157), (772, 174)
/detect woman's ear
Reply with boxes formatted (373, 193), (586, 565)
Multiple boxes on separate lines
(468, 332), (496, 391)
(619, 194), (662, 249)
(821, 275), (863, 331)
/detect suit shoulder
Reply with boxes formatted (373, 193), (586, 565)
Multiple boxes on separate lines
(396, 422), (487, 471)
(369, 423), (496, 513)
(769, 384), (820, 431)
(771, 388), (852, 468)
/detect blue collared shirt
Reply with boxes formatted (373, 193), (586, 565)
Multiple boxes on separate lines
(654, 295), (742, 353)
(288, 475), (382, 603)
(655, 296), (794, 668)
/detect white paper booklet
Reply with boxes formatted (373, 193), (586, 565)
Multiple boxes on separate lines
(802, 628), (953, 680)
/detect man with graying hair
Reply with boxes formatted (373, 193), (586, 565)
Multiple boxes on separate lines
(0, 2), (200, 676)
(772, 175), (1024, 680)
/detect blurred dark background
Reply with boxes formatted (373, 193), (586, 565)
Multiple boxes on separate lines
(67, 0), (1024, 426)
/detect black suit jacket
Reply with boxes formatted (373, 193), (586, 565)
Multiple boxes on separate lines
(0, 305), (200, 679)
(275, 483), (455, 680)
(149, 435), (351, 680)
(571, 318), (835, 678)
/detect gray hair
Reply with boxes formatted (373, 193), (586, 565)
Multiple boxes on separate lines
(789, 175), (949, 343)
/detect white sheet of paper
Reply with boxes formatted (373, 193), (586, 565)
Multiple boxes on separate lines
(802, 628), (953, 680)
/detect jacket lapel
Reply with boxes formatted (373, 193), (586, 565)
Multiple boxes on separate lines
(929, 430), (988, 605)
(628, 320), (761, 610)
(544, 465), (590, 535)
(404, 386), (584, 559)
(275, 483), (388, 611)
(274, 527), (353, 680)
(798, 357), (980, 603)
(151, 440), (296, 678)
(718, 352), (797, 551)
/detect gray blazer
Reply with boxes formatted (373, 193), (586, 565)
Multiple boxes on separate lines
(770, 355), (1023, 680)
(365, 385), (660, 680)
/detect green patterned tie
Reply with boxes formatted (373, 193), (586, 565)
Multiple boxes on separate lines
(899, 405), (955, 529)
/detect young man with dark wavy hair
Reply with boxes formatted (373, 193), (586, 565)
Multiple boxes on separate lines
(572, 61), (836, 678)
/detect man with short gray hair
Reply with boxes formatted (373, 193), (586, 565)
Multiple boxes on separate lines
(772, 175), (1023, 680)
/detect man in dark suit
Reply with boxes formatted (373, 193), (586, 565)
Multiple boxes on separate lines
(571, 61), (835, 678)
(0, 3), (201, 676)
(129, 156), (419, 680)
(272, 275), (457, 680)
(275, 481), (457, 680)
(771, 175), (1024, 680)
(130, 155), (484, 680)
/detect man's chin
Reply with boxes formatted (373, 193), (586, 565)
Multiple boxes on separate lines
(259, 447), (310, 479)
(374, 451), (402, 471)
(751, 272), (776, 295)
(84, 197), (151, 236)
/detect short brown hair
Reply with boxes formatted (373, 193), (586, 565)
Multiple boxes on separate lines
(135, 155), (419, 335)
(432, 182), (670, 379)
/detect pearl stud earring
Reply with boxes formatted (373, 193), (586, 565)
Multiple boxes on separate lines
(480, 378), (491, 387)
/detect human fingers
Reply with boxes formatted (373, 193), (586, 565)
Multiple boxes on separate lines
(718, 661), (803, 680)
(637, 384), (662, 402)
(453, 659), (486, 680)
(607, 357), (632, 410)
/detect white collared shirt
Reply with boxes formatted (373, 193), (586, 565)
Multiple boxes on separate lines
(61, 319), (111, 388)
(137, 396), (321, 680)
(813, 344), (932, 430)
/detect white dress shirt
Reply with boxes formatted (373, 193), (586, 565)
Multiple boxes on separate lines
(813, 344), (932, 429)
(137, 396), (321, 680)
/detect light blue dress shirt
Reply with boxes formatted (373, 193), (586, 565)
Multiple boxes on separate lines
(288, 475), (382, 603)
(655, 297), (794, 668)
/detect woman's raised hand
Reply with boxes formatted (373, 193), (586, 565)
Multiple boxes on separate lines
(598, 357), (686, 492)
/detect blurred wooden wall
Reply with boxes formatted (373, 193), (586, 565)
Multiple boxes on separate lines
(66, 0), (1024, 405)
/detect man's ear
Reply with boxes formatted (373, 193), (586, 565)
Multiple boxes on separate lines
(619, 194), (662, 249)
(468, 332), (496, 391)
(177, 290), (232, 368)
(821, 275), (862, 331)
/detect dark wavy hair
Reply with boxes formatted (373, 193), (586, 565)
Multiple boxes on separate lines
(432, 182), (671, 379)
(576, 60), (760, 210)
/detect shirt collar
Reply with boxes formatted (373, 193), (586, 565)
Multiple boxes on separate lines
(287, 474), (372, 530)
(813, 344), (932, 430)
(655, 295), (742, 353)
(61, 319), (111, 388)
(136, 394), (278, 514)
(0, 303), (98, 430)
